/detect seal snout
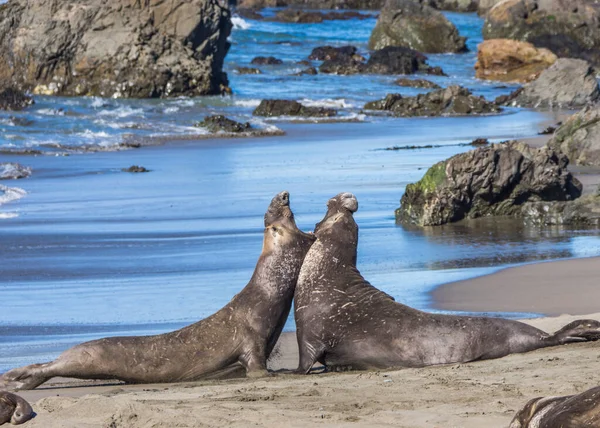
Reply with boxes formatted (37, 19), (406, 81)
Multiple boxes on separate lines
(339, 192), (358, 213)
(275, 190), (290, 206)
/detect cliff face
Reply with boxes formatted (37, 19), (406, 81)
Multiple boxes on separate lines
(0, 0), (232, 98)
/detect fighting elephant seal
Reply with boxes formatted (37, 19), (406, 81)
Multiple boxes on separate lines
(294, 192), (600, 373)
(0, 191), (315, 390)
(0, 391), (34, 425)
(509, 386), (600, 428)
(510, 386), (600, 427)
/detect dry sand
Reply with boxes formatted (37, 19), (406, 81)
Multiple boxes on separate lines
(11, 312), (600, 428)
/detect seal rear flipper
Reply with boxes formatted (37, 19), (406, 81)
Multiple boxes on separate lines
(549, 319), (600, 345)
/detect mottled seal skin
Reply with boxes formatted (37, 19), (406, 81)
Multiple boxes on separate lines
(294, 192), (600, 373)
(0, 191), (315, 390)
(0, 391), (34, 425)
(510, 386), (600, 428)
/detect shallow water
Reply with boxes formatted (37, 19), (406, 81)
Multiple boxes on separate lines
(1, 11), (600, 372)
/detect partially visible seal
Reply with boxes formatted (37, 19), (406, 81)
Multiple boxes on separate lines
(510, 386), (600, 428)
(0, 191), (315, 390)
(0, 391), (34, 425)
(294, 192), (600, 373)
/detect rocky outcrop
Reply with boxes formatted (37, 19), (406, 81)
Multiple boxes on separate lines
(295, 67), (318, 75)
(0, 0), (231, 98)
(196, 115), (252, 133)
(236, 0), (385, 10)
(270, 10), (372, 23)
(123, 165), (149, 173)
(475, 39), (557, 83)
(0, 87), (34, 111)
(498, 58), (600, 108)
(0, 163), (32, 180)
(251, 57), (283, 65)
(426, 0), (477, 12)
(397, 141), (582, 226)
(483, 0), (600, 66)
(364, 86), (500, 117)
(547, 105), (600, 167)
(253, 100), (336, 117)
(319, 46), (443, 76)
(395, 78), (440, 88)
(369, 0), (467, 53)
(523, 195), (600, 225)
(477, 0), (504, 15)
(236, 67), (262, 75)
(309, 46), (363, 62)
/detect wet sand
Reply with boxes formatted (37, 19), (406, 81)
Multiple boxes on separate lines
(13, 313), (600, 428)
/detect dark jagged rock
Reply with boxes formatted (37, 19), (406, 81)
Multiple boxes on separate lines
(270, 9), (372, 23)
(498, 59), (600, 108)
(319, 56), (367, 75)
(123, 165), (149, 173)
(0, 87), (34, 111)
(236, 67), (262, 75)
(538, 126), (556, 135)
(523, 195), (600, 226)
(295, 67), (318, 76)
(251, 56), (283, 65)
(236, 8), (264, 20)
(253, 100), (336, 117)
(395, 78), (440, 89)
(0, 162), (32, 180)
(470, 138), (489, 146)
(483, 0), (600, 66)
(195, 115), (252, 133)
(0, 0), (232, 98)
(364, 85), (500, 117)
(308, 46), (362, 61)
(426, 0), (477, 12)
(547, 105), (600, 167)
(369, 0), (467, 53)
(397, 141), (582, 226)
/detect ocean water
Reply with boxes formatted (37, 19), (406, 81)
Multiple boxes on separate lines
(1, 11), (600, 372)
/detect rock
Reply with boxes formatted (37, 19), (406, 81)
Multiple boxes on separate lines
(308, 46), (362, 61)
(396, 141), (582, 226)
(236, 67), (262, 75)
(547, 105), (600, 167)
(0, 0), (231, 98)
(365, 47), (436, 74)
(253, 100), (336, 117)
(369, 0), (467, 53)
(477, 0), (504, 15)
(470, 138), (489, 146)
(426, 0), (477, 12)
(295, 67), (318, 76)
(483, 0), (600, 66)
(270, 10), (372, 23)
(251, 56), (283, 65)
(319, 56), (367, 75)
(364, 85), (501, 117)
(395, 78), (440, 89)
(499, 58), (600, 108)
(236, 8), (264, 20)
(538, 126), (557, 135)
(195, 115), (252, 133)
(123, 165), (149, 173)
(236, 0), (385, 9)
(0, 87), (34, 111)
(475, 39), (557, 83)
(523, 195), (600, 225)
(0, 163), (32, 180)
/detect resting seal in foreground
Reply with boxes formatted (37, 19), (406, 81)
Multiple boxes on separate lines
(0, 391), (34, 425)
(0, 191), (315, 390)
(294, 192), (600, 373)
(510, 386), (600, 427)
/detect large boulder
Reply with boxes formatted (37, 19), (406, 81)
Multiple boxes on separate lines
(498, 58), (600, 108)
(475, 39), (557, 83)
(253, 100), (336, 117)
(397, 141), (582, 226)
(0, 0), (232, 98)
(369, 0), (467, 53)
(309, 46), (363, 61)
(364, 85), (500, 117)
(483, 0), (600, 66)
(547, 105), (600, 167)
(0, 87), (34, 110)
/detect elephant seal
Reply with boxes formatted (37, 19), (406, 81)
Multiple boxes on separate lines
(1, 191), (315, 390)
(510, 386), (600, 427)
(294, 192), (600, 373)
(0, 391), (34, 425)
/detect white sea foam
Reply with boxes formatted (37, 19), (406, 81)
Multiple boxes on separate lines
(232, 16), (251, 30)
(0, 212), (18, 219)
(36, 108), (66, 116)
(163, 106), (180, 114)
(0, 184), (26, 208)
(97, 106), (145, 118)
(79, 130), (110, 139)
(234, 99), (261, 108)
(300, 98), (356, 109)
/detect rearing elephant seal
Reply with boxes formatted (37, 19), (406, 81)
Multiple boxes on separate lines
(510, 386), (600, 427)
(1, 191), (315, 390)
(0, 391), (34, 425)
(294, 192), (600, 373)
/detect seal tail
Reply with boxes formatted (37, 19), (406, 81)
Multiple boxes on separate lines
(546, 319), (600, 345)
